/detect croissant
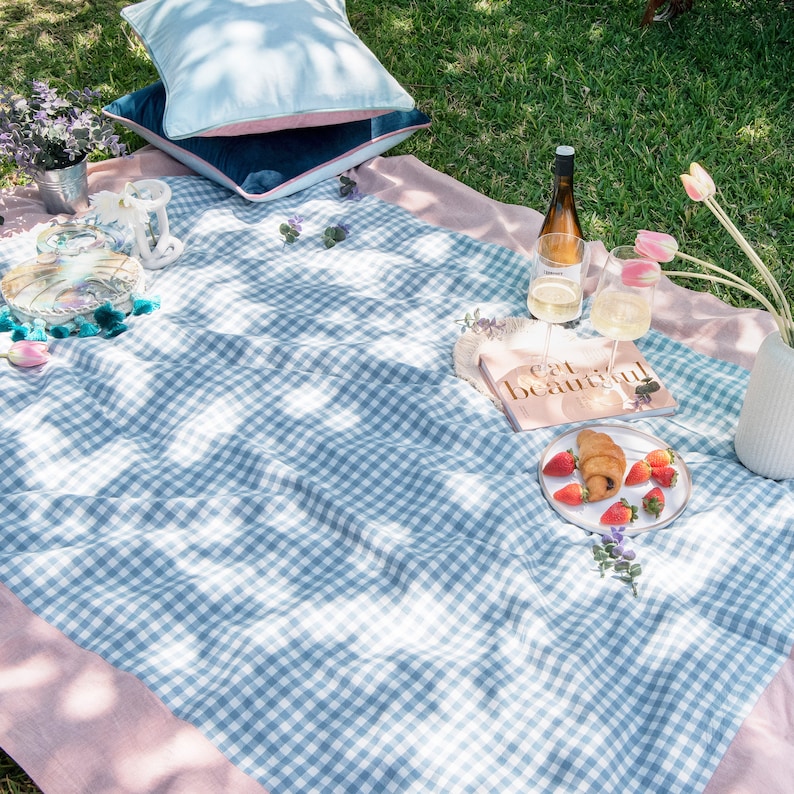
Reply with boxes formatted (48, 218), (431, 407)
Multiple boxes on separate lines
(576, 429), (627, 502)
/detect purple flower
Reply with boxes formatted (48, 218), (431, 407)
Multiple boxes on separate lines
(592, 527), (641, 598)
(455, 309), (506, 340)
(601, 528), (623, 545)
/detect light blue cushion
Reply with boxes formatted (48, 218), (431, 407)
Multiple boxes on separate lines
(121, 0), (416, 139)
(104, 82), (430, 202)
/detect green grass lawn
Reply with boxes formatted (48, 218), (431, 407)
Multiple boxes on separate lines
(0, 0), (792, 789)
(2, 0), (792, 305)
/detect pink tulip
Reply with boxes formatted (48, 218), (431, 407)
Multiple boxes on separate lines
(680, 162), (716, 202)
(634, 230), (679, 262)
(3, 340), (51, 367)
(621, 258), (661, 288)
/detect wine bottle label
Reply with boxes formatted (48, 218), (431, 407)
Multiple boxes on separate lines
(538, 261), (581, 281)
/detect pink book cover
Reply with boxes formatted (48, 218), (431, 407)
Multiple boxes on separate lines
(478, 336), (677, 432)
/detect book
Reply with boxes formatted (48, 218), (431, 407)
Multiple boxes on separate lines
(478, 335), (677, 432)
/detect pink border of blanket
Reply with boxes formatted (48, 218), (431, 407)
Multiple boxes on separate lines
(1, 147), (792, 793)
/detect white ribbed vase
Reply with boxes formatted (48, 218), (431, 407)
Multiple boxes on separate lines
(734, 331), (794, 480)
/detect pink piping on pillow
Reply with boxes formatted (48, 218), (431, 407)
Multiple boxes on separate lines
(198, 109), (393, 137)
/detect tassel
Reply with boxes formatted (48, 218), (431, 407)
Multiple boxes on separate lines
(11, 323), (32, 341)
(28, 318), (48, 341)
(0, 306), (16, 332)
(93, 302), (126, 329)
(74, 315), (100, 337)
(103, 321), (128, 338)
(50, 321), (77, 338)
(131, 293), (161, 315)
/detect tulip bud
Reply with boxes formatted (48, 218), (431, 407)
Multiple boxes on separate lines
(2, 340), (51, 367)
(621, 259), (661, 288)
(680, 162), (716, 202)
(634, 230), (679, 263)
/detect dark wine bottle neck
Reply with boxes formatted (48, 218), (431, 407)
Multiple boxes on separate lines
(554, 154), (574, 179)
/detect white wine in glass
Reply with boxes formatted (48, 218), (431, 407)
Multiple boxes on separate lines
(590, 245), (659, 400)
(528, 275), (582, 323)
(590, 292), (652, 341)
(526, 233), (589, 376)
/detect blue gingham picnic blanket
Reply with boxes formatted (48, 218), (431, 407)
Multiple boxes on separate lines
(1, 176), (793, 794)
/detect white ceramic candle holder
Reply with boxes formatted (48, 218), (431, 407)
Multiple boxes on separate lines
(129, 179), (184, 270)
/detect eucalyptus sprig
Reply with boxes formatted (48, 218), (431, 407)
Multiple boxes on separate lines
(632, 376), (661, 409)
(339, 175), (362, 201)
(455, 308), (506, 339)
(0, 80), (125, 174)
(592, 528), (642, 598)
(322, 223), (349, 249)
(279, 215), (303, 245)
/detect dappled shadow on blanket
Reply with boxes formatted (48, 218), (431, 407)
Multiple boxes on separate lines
(1, 177), (793, 793)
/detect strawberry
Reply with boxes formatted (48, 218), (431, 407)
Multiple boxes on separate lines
(651, 465), (678, 488)
(553, 483), (589, 505)
(642, 487), (666, 517)
(543, 449), (578, 477)
(645, 447), (675, 468)
(599, 498), (638, 525)
(625, 459), (652, 486)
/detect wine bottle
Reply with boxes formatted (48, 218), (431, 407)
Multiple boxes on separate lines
(538, 145), (585, 325)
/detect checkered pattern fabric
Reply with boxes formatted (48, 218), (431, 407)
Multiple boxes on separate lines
(1, 176), (792, 794)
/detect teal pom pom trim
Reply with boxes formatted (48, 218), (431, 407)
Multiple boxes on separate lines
(28, 318), (48, 341)
(131, 293), (162, 316)
(0, 306), (16, 332)
(93, 302), (126, 329)
(0, 293), (158, 342)
(103, 321), (127, 338)
(50, 321), (77, 338)
(74, 316), (100, 337)
(11, 323), (31, 341)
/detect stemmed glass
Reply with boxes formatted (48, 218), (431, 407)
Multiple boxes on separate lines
(526, 232), (589, 377)
(590, 245), (659, 402)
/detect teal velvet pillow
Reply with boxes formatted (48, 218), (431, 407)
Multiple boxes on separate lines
(103, 82), (431, 202)
(121, 0), (416, 139)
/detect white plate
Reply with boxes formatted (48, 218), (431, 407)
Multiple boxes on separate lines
(538, 422), (692, 534)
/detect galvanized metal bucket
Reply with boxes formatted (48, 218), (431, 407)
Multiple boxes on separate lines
(33, 158), (89, 215)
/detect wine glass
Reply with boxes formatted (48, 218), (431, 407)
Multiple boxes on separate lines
(525, 232), (589, 378)
(590, 245), (658, 402)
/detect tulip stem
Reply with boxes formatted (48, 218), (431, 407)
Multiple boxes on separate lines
(673, 250), (779, 306)
(704, 195), (793, 331)
(662, 269), (790, 343)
